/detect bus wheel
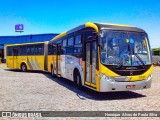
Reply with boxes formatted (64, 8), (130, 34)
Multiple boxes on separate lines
(21, 63), (27, 72)
(76, 71), (83, 90)
(51, 67), (56, 78)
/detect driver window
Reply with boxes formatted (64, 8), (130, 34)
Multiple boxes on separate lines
(101, 36), (107, 63)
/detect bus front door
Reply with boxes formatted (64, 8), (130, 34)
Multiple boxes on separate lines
(56, 43), (61, 75)
(85, 41), (97, 88)
(13, 48), (18, 68)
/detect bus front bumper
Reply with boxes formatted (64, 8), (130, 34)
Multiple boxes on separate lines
(100, 75), (152, 92)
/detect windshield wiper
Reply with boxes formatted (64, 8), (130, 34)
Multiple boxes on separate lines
(134, 53), (146, 68)
(116, 53), (146, 69)
(115, 60), (124, 69)
(116, 56), (129, 69)
(130, 42), (146, 68)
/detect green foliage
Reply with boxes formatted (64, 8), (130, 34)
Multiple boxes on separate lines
(152, 48), (160, 52)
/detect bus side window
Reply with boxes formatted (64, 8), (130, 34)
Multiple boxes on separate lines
(57, 43), (62, 55)
(48, 43), (54, 55)
(13, 47), (18, 56)
(68, 37), (74, 46)
(75, 35), (81, 44)
(19, 46), (27, 56)
(35, 44), (44, 55)
(63, 39), (67, 47)
(62, 39), (67, 54)
(7, 46), (13, 56)
(66, 37), (74, 54)
(39, 44), (44, 55)
(53, 44), (56, 55)
(74, 35), (82, 54)
(83, 31), (97, 40)
(27, 45), (34, 55)
(26, 45), (30, 55)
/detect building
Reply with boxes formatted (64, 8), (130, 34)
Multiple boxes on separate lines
(152, 48), (160, 56)
(0, 33), (58, 63)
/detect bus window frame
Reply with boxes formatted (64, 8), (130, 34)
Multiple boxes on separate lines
(7, 46), (13, 56)
(67, 37), (74, 46)
(18, 45), (27, 56)
(75, 35), (82, 45)
(34, 43), (44, 55)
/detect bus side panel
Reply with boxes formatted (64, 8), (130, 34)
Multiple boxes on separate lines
(53, 55), (57, 74)
(24, 55), (44, 71)
(36, 56), (44, 70)
(6, 56), (13, 68)
(24, 56), (32, 70)
(18, 56), (26, 69)
(63, 55), (83, 82)
(48, 55), (56, 73)
(17, 56), (22, 69)
(48, 55), (53, 73)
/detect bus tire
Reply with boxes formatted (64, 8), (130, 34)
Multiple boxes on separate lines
(21, 63), (27, 72)
(51, 66), (56, 78)
(74, 70), (83, 90)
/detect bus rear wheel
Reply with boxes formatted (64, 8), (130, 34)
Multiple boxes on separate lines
(21, 63), (27, 72)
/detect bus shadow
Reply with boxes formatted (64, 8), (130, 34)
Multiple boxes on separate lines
(44, 73), (146, 101)
(4, 69), (46, 74)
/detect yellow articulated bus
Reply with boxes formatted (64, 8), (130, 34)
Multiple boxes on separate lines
(6, 42), (48, 71)
(47, 22), (153, 92)
(6, 22), (153, 92)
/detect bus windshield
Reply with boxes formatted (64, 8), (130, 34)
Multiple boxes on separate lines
(100, 30), (152, 66)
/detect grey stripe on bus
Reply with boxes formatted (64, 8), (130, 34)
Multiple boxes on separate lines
(27, 57), (33, 70)
(31, 57), (36, 70)
(35, 57), (41, 70)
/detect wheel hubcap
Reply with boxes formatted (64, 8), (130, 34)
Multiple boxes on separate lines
(22, 65), (25, 71)
(77, 75), (79, 84)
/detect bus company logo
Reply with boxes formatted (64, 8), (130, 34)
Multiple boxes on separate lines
(1, 112), (42, 118)
(125, 67), (137, 70)
(2, 112), (11, 117)
(15, 24), (24, 32)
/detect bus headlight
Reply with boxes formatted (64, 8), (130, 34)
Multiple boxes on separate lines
(99, 73), (109, 79)
(100, 73), (131, 82)
(99, 73), (115, 82)
(110, 76), (131, 82)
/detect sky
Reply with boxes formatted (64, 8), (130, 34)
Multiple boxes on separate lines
(0, 0), (160, 48)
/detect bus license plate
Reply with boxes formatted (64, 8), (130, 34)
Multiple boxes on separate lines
(126, 85), (136, 89)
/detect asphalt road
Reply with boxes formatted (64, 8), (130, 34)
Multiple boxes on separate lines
(0, 64), (160, 120)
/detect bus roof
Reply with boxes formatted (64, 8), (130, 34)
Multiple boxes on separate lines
(95, 23), (145, 32)
(6, 42), (44, 47)
(51, 22), (146, 42)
